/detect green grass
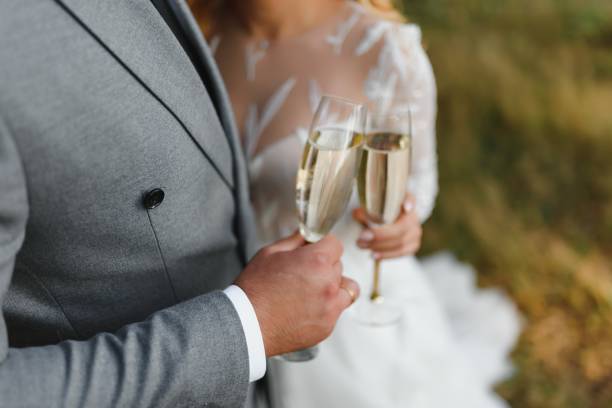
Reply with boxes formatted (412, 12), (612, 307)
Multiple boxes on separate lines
(401, 0), (612, 406)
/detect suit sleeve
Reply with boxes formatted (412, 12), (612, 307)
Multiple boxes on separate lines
(0, 119), (250, 407)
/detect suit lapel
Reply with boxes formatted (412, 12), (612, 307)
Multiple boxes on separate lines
(169, 0), (257, 261)
(167, 0), (241, 149)
(56, 0), (234, 188)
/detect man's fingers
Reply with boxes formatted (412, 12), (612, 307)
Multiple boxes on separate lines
(266, 230), (306, 254)
(303, 234), (344, 263)
(332, 261), (343, 281)
(337, 276), (360, 309)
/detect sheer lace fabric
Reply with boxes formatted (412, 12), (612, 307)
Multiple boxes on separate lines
(210, 3), (520, 407)
(212, 2), (437, 241)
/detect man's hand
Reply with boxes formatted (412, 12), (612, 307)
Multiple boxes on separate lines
(234, 232), (359, 357)
(353, 193), (423, 260)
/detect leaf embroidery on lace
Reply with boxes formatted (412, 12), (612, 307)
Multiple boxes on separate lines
(244, 77), (297, 156)
(364, 43), (398, 103)
(209, 35), (221, 56)
(326, 7), (363, 55)
(245, 40), (269, 81)
(354, 21), (392, 56)
(360, 24), (424, 104)
(362, 24), (423, 105)
(386, 34), (410, 81)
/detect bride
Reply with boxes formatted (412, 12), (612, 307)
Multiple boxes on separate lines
(191, 0), (521, 406)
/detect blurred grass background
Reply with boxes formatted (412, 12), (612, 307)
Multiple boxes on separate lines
(399, 0), (612, 406)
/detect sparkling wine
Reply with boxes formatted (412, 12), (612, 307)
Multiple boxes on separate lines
(296, 127), (363, 242)
(357, 132), (411, 225)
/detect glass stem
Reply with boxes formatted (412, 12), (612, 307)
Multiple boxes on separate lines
(370, 259), (382, 301)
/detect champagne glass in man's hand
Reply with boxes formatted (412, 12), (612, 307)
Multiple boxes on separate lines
(234, 96), (365, 363)
(283, 95), (366, 361)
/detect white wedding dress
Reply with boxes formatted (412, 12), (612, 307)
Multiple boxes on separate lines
(210, 3), (521, 407)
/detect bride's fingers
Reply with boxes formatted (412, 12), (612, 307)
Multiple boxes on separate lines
(375, 211), (418, 239)
(357, 212), (415, 247)
(374, 240), (421, 260)
(358, 219), (404, 243)
(368, 230), (421, 252)
(369, 243), (405, 254)
(365, 237), (406, 252)
(352, 208), (369, 227)
(403, 193), (416, 213)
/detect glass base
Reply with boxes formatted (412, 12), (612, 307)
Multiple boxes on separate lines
(351, 297), (402, 326)
(278, 345), (319, 362)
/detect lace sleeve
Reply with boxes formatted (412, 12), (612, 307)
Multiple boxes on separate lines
(360, 24), (439, 222)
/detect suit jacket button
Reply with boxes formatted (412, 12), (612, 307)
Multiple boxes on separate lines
(143, 188), (165, 209)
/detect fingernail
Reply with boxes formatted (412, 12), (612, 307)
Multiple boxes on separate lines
(403, 201), (414, 212)
(372, 252), (381, 260)
(359, 230), (374, 242)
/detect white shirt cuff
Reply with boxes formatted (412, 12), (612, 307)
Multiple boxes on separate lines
(223, 285), (266, 382)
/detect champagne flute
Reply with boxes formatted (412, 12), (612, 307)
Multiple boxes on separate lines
(353, 102), (412, 326)
(281, 95), (366, 362)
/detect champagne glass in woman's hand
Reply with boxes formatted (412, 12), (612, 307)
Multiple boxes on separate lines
(281, 95), (366, 362)
(353, 103), (412, 326)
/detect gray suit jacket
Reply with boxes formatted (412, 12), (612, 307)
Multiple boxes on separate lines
(0, 0), (257, 406)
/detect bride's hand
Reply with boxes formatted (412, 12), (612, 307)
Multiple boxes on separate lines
(353, 193), (422, 260)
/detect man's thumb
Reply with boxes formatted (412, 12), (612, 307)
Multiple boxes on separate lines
(266, 230), (306, 253)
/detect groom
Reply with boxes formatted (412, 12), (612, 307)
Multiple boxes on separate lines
(0, 0), (359, 407)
